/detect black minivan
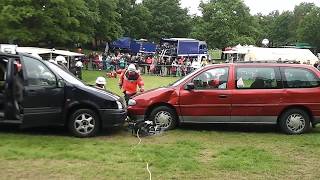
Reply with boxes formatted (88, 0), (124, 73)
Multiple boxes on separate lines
(0, 52), (127, 137)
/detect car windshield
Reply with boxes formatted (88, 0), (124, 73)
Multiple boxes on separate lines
(170, 67), (203, 87)
(45, 61), (84, 86)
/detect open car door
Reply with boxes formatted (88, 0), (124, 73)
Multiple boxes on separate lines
(3, 57), (23, 122)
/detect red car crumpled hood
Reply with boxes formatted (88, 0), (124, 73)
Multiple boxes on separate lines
(131, 87), (179, 107)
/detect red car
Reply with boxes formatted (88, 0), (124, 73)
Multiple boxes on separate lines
(128, 63), (320, 134)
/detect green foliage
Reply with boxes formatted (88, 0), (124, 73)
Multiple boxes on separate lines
(270, 11), (294, 46)
(193, 0), (259, 49)
(0, 0), (98, 46)
(143, 0), (192, 42)
(118, 0), (152, 39)
(208, 49), (222, 59)
(94, 0), (123, 42)
(297, 6), (320, 49)
(255, 3), (319, 48)
(1, 0), (320, 50)
(0, 0), (121, 46)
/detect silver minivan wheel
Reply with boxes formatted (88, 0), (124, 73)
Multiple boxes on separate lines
(150, 106), (177, 130)
(286, 113), (306, 133)
(154, 111), (173, 129)
(279, 109), (310, 134)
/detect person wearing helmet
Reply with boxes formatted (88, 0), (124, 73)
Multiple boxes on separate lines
(75, 58), (83, 79)
(55, 56), (68, 71)
(119, 64), (144, 103)
(95, 76), (106, 90)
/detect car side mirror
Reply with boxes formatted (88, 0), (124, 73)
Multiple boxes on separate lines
(185, 82), (195, 90)
(57, 79), (65, 88)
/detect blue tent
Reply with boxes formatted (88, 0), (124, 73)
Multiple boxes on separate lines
(141, 42), (157, 53)
(110, 37), (156, 54)
(110, 37), (132, 50)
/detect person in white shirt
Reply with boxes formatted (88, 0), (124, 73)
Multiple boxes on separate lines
(75, 58), (83, 79)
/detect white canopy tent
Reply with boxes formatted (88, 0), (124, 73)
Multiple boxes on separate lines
(244, 47), (318, 65)
(223, 45), (319, 65)
(16, 47), (84, 68)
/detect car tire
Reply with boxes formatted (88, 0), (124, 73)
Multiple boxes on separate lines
(279, 109), (310, 135)
(149, 106), (177, 131)
(68, 109), (100, 138)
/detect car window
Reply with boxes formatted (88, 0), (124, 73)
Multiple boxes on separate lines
(283, 68), (320, 88)
(192, 67), (229, 90)
(23, 56), (57, 87)
(236, 67), (278, 89)
(46, 61), (84, 86)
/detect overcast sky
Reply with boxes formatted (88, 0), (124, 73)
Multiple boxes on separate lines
(180, 0), (320, 15)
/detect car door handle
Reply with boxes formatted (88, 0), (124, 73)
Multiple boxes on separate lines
(219, 94), (228, 98)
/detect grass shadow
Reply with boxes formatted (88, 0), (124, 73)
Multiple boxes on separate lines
(180, 123), (280, 134)
(179, 123), (320, 134)
(0, 124), (125, 137)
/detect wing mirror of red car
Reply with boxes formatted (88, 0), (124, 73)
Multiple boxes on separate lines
(185, 82), (195, 90)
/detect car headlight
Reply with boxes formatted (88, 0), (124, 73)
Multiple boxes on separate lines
(128, 99), (136, 106)
(116, 101), (123, 109)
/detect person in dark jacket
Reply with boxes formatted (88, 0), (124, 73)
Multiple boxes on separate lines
(12, 60), (24, 119)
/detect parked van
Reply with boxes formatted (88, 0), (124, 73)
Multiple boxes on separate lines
(128, 63), (320, 134)
(0, 52), (126, 137)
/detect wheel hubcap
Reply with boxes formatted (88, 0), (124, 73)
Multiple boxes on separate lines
(286, 113), (305, 133)
(154, 111), (172, 129)
(74, 113), (95, 135)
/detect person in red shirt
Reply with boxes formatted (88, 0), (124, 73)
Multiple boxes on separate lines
(119, 64), (144, 103)
(146, 56), (153, 74)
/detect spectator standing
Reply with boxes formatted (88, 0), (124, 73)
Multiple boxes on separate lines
(186, 58), (192, 74)
(171, 59), (178, 76)
(201, 57), (208, 67)
(146, 56), (153, 74)
(160, 58), (166, 76)
(75, 58), (83, 79)
(83, 56), (89, 70)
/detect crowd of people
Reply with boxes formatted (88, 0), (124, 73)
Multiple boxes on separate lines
(79, 51), (210, 77)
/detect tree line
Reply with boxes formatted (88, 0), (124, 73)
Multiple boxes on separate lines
(0, 0), (319, 51)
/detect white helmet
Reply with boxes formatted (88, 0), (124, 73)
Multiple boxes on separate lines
(95, 76), (106, 85)
(128, 64), (136, 72)
(75, 61), (83, 68)
(55, 56), (67, 63)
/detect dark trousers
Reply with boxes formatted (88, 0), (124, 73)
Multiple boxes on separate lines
(124, 93), (136, 104)
(75, 68), (82, 79)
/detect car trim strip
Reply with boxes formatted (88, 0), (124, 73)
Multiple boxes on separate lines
(181, 116), (277, 124)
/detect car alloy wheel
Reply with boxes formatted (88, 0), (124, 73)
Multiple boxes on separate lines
(74, 113), (95, 135)
(69, 109), (100, 137)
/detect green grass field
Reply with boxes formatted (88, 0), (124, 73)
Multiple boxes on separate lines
(0, 70), (320, 179)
